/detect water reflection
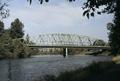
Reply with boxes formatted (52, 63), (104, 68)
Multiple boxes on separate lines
(0, 55), (112, 81)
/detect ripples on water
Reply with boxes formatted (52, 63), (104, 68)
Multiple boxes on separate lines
(0, 55), (112, 81)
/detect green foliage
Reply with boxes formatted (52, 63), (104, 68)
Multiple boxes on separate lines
(0, 33), (35, 59)
(0, 19), (36, 59)
(107, 1), (120, 55)
(27, 0), (115, 18)
(83, 0), (120, 55)
(0, 30), (13, 59)
(11, 39), (30, 58)
(0, 1), (9, 19)
(27, 0), (75, 4)
(24, 34), (34, 45)
(25, 34), (30, 44)
(27, 0), (116, 16)
(0, 21), (4, 36)
(0, 43), (11, 59)
(82, 0), (116, 18)
(10, 18), (24, 39)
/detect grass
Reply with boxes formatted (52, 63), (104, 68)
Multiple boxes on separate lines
(35, 61), (120, 81)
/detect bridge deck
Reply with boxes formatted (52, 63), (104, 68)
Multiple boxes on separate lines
(28, 45), (111, 49)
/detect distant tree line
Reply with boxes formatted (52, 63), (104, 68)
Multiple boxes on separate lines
(0, 18), (38, 59)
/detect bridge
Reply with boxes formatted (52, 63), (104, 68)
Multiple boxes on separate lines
(26, 33), (110, 55)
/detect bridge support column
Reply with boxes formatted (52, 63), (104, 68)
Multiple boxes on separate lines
(63, 48), (68, 57)
(65, 48), (68, 56)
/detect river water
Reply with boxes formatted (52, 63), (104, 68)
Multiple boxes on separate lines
(0, 55), (112, 81)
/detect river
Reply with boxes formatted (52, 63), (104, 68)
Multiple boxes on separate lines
(0, 55), (112, 81)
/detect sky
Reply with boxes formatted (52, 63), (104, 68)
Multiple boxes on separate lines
(3, 0), (113, 41)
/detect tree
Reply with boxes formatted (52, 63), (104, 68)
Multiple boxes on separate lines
(28, 0), (114, 18)
(10, 18), (24, 39)
(80, 0), (120, 55)
(0, 30), (13, 59)
(107, 1), (120, 55)
(0, 0), (9, 19)
(82, 0), (116, 18)
(28, 0), (78, 4)
(25, 34), (30, 44)
(0, 19), (35, 59)
(73, 0), (120, 55)
(0, 21), (4, 36)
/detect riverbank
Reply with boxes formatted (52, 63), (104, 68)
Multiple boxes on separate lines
(35, 61), (120, 81)
(112, 55), (120, 63)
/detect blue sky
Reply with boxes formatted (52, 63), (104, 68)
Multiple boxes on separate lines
(3, 0), (113, 41)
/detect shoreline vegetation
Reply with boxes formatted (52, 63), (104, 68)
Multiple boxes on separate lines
(34, 61), (120, 81)
(0, 19), (39, 59)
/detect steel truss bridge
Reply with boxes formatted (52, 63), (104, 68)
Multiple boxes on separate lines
(27, 33), (110, 55)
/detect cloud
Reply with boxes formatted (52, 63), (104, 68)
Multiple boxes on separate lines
(11, 3), (83, 28)
(3, 1), (113, 41)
